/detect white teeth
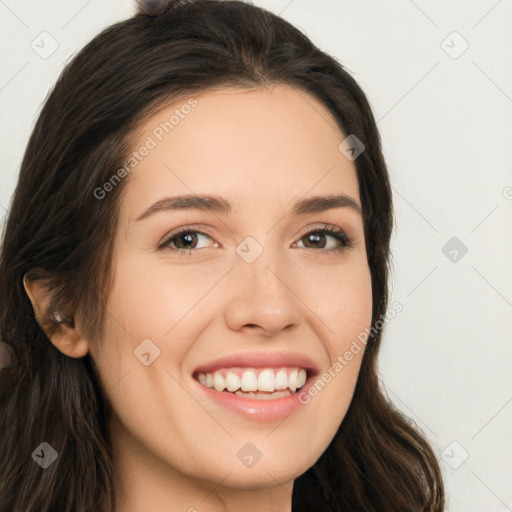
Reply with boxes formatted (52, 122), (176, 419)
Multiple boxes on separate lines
(297, 368), (307, 388)
(213, 372), (225, 392)
(240, 370), (258, 391)
(225, 372), (241, 392)
(257, 369), (275, 392)
(197, 367), (309, 394)
(275, 370), (288, 390)
(288, 369), (298, 392)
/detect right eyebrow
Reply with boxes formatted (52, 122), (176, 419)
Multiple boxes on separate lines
(135, 193), (362, 222)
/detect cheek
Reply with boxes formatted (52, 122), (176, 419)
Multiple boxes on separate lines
(303, 254), (373, 345)
(328, 262), (373, 386)
(89, 251), (223, 412)
(298, 258), (372, 432)
(103, 253), (216, 344)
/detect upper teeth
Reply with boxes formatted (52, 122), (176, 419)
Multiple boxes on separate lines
(197, 368), (308, 393)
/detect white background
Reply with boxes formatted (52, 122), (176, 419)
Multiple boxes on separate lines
(1, 1), (511, 511)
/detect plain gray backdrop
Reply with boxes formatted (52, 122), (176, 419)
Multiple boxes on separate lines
(1, 1), (511, 511)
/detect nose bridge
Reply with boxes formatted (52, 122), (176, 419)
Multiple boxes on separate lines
(235, 232), (288, 292)
(224, 232), (303, 335)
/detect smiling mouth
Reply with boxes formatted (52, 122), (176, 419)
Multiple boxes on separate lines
(193, 367), (310, 400)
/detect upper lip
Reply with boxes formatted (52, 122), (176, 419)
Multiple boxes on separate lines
(193, 351), (320, 376)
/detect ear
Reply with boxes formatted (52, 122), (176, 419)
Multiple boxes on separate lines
(23, 273), (90, 359)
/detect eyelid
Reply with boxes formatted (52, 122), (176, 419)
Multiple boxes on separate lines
(156, 224), (215, 250)
(295, 223), (354, 250)
(157, 222), (355, 253)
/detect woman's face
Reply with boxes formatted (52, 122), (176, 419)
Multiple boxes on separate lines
(89, 84), (372, 503)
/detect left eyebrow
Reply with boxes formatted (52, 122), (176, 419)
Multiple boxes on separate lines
(135, 193), (362, 222)
(292, 194), (362, 216)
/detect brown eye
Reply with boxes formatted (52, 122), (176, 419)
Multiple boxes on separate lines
(173, 231), (200, 250)
(296, 226), (352, 252)
(158, 228), (214, 254)
(157, 224), (353, 256)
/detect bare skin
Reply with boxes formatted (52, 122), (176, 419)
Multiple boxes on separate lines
(24, 83), (372, 512)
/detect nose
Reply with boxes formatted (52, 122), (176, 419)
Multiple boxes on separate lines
(223, 244), (304, 338)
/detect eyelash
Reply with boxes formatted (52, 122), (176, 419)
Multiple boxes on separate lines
(157, 224), (354, 256)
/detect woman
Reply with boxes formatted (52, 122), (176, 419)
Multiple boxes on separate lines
(0, 0), (445, 510)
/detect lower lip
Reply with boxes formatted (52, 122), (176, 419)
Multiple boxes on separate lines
(195, 377), (314, 423)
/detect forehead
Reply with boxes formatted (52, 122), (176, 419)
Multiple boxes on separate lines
(120, 84), (360, 218)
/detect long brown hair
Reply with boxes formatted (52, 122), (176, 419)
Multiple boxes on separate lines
(0, 1), (444, 510)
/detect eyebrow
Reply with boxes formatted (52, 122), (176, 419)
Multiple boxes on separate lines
(135, 193), (362, 222)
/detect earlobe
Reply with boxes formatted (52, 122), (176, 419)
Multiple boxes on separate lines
(22, 273), (90, 359)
